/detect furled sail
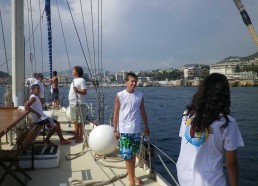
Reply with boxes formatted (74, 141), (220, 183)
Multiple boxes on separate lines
(45, 0), (52, 78)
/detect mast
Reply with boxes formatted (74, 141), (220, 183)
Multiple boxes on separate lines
(12, 0), (25, 106)
(45, 0), (53, 78)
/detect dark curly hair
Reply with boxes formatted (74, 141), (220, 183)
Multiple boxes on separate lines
(125, 72), (138, 81)
(186, 73), (231, 132)
(73, 66), (84, 77)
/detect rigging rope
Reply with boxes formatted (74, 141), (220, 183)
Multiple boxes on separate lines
(79, 0), (94, 74)
(233, 0), (258, 48)
(100, 0), (103, 93)
(25, 10), (45, 46)
(98, 0), (100, 79)
(26, 0), (33, 74)
(90, 0), (97, 79)
(65, 0), (94, 81)
(30, 0), (37, 72)
(39, 0), (44, 73)
(56, 0), (72, 74)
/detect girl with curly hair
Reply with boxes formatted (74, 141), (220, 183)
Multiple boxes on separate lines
(177, 73), (244, 186)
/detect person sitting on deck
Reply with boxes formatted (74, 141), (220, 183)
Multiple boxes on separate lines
(24, 84), (71, 145)
(33, 73), (46, 108)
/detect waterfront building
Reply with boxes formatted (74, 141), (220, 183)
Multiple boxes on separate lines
(210, 58), (258, 80)
(180, 64), (205, 79)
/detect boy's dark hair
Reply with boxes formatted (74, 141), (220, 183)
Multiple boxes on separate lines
(73, 66), (84, 77)
(125, 72), (138, 81)
(53, 71), (57, 76)
(33, 73), (37, 78)
(31, 84), (40, 90)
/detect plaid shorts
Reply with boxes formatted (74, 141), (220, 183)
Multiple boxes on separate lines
(70, 104), (86, 124)
(119, 133), (141, 160)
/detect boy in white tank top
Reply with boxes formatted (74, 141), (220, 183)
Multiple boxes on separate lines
(113, 72), (150, 186)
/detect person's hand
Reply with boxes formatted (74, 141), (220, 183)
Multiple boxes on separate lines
(73, 87), (78, 93)
(144, 125), (150, 137)
(114, 131), (120, 140)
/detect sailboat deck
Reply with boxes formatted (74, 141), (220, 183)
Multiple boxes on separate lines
(0, 109), (161, 186)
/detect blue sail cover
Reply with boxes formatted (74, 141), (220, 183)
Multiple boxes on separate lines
(45, 0), (52, 78)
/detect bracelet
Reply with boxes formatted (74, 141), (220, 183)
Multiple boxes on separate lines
(113, 131), (117, 133)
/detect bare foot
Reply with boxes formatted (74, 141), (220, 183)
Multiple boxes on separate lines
(44, 139), (54, 145)
(134, 177), (144, 185)
(129, 181), (135, 186)
(128, 177), (144, 185)
(60, 139), (71, 145)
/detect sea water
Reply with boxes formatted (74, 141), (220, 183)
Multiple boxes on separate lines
(1, 86), (257, 185)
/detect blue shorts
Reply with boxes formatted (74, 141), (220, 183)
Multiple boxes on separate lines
(119, 133), (141, 160)
(52, 88), (59, 100)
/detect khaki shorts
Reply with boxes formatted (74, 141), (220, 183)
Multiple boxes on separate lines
(70, 104), (86, 124)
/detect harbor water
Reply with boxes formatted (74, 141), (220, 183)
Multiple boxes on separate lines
(0, 86), (257, 185)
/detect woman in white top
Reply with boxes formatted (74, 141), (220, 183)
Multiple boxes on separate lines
(177, 73), (244, 186)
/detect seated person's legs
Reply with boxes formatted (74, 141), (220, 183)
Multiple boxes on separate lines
(36, 118), (70, 145)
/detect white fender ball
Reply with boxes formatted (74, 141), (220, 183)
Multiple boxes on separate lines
(88, 125), (118, 155)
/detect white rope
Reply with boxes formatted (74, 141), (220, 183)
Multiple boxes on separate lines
(151, 143), (177, 165)
(247, 25), (258, 48)
(70, 173), (128, 186)
(233, 0), (258, 48)
(157, 154), (179, 186)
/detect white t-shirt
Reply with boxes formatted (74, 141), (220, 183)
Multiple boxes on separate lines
(117, 89), (143, 133)
(68, 78), (87, 105)
(30, 94), (48, 122)
(177, 111), (244, 186)
(34, 80), (45, 98)
(26, 77), (36, 87)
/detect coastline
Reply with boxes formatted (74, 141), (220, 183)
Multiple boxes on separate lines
(1, 78), (258, 87)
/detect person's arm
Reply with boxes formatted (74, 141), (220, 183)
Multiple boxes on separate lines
(113, 95), (120, 139)
(226, 150), (238, 186)
(140, 97), (150, 136)
(48, 77), (56, 86)
(24, 97), (41, 118)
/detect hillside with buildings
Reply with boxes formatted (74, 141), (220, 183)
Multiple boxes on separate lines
(210, 52), (258, 80)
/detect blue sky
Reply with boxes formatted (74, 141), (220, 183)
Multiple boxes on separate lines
(0, 0), (258, 75)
